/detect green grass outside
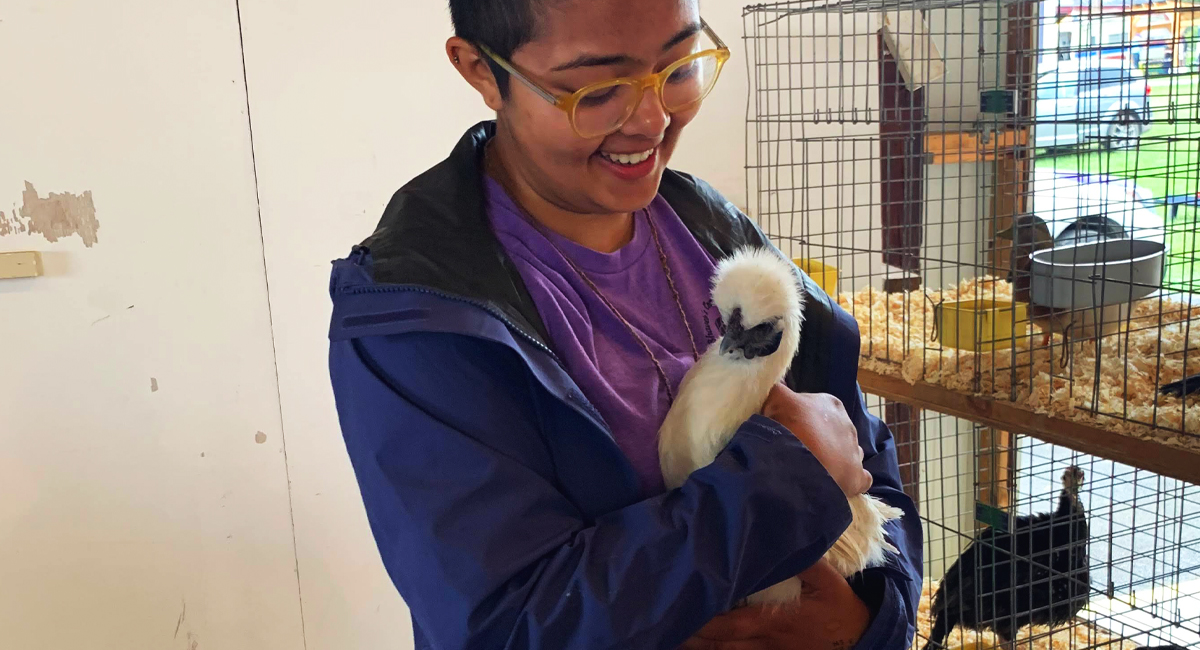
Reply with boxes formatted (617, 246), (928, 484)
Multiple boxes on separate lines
(1035, 73), (1200, 290)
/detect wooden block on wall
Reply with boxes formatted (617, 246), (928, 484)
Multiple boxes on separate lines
(0, 251), (43, 279)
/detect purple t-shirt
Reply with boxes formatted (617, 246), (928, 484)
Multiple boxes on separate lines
(486, 177), (723, 495)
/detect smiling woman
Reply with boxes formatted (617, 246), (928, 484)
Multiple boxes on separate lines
(326, 1), (923, 649)
(445, 0), (726, 247)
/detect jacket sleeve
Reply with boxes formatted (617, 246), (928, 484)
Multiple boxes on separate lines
(331, 330), (855, 650)
(817, 304), (924, 650)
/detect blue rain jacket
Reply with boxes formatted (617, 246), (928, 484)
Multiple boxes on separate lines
(329, 123), (922, 649)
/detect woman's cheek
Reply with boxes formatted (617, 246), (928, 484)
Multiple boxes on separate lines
(671, 104), (702, 130)
(660, 106), (699, 161)
(534, 111), (594, 163)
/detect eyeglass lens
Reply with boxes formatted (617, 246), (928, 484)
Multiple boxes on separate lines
(571, 53), (721, 138)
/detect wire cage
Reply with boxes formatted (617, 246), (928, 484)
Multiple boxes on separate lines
(744, 0), (1200, 647)
(859, 391), (1200, 650)
(744, 0), (1200, 460)
(884, 392), (1200, 650)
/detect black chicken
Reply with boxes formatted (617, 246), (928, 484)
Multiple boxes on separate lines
(1160, 372), (1200, 398)
(922, 466), (1090, 650)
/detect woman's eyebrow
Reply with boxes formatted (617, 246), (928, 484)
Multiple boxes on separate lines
(549, 22), (704, 72)
(552, 53), (637, 72)
(662, 22), (703, 52)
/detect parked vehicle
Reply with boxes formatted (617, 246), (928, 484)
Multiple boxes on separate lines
(1031, 168), (1165, 246)
(1034, 59), (1152, 150)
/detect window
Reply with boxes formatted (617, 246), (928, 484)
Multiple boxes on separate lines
(1096, 67), (1136, 88)
(1037, 72), (1059, 100)
(1058, 72), (1079, 98)
(1099, 69), (1129, 84)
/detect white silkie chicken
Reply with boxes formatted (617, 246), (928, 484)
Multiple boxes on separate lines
(658, 247), (903, 605)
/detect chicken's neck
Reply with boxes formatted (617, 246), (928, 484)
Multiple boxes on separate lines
(755, 329), (801, 406)
(1056, 488), (1084, 516)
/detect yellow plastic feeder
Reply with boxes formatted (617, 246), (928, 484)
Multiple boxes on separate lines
(793, 258), (839, 296)
(935, 299), (1028, 351)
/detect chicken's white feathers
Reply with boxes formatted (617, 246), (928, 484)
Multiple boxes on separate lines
(657, 247), (903, 606)
(659, 248), (804, 490)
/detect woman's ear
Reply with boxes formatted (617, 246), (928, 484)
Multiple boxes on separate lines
(447, 37), (504, 112)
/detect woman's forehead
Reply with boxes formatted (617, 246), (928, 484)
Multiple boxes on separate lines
(525, 0), (700, 66)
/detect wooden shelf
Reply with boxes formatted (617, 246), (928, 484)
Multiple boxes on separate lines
(925, 129), (1028, 164)
(858, 368), (1200, 485)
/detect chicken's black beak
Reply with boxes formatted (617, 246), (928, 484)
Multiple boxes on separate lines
(719, 311), (784, 360)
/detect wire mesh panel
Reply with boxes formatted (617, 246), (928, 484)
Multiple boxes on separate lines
(861, 396), (1200, 649)
(745, 0), (1200, 447)
(747, 0), (1200, 647)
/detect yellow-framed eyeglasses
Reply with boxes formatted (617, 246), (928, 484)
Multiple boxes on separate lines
(477, 19), (730, 139)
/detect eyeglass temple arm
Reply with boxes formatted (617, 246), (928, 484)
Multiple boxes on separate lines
(700, 18), (728, 52)
(475, 43), (561, 105)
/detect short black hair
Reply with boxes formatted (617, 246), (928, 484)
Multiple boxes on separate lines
(449, 0), (545, 95)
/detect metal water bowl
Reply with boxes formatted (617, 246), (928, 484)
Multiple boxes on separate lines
(1029, 238), (1166, 309)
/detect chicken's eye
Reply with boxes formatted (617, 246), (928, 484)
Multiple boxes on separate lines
(746, 322), (777, 338)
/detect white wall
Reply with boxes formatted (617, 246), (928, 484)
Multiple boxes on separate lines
(0, 2), (303, 648)
(235, 3), (489, 647)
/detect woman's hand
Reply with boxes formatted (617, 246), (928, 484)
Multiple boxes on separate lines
(762, 385), (872, 497)
(679, 560), (871, 650)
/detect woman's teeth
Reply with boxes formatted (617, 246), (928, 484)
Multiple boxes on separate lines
(600, 149), (654, 165)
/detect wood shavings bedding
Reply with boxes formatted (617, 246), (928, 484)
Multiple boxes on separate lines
(835, 277), (1200, 448)
(912, 580), (1139, 650)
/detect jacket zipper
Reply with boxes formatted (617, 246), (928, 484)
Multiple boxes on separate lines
(339, 283), (611, 427)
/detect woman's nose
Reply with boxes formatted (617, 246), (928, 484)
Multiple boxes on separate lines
(620, 84), (670, 138)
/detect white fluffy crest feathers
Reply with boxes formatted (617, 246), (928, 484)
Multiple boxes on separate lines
(710, 247), (806, 348)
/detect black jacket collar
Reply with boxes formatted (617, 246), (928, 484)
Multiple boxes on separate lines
(359, 121), (833, 392)
(362, 122), (772, 343)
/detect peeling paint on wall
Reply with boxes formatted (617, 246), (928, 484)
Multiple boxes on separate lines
(0, 182), (99, 246)
(0, 209), (27, 236)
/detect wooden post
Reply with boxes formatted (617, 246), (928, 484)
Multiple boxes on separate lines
(991, 0), (1037, 270)
(976, 0), (1039, 511)
(878, 31), (926, 509)
(977, 428), (1013, 510)
(886, 402), (922, 507)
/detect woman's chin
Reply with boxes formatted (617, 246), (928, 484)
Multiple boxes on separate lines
(587, 166), (665, 212)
